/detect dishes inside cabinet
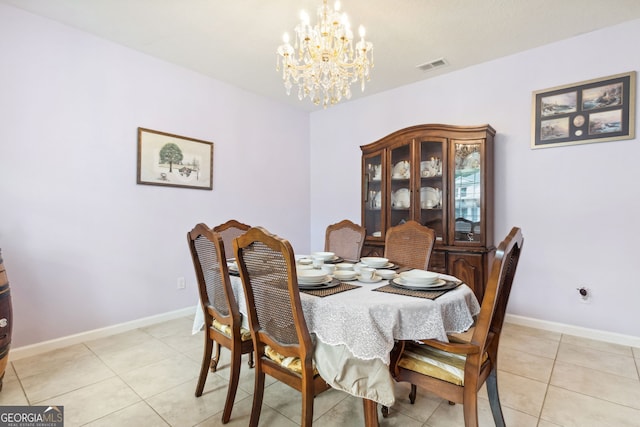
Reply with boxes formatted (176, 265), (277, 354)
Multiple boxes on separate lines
(462, 152), (481, 170)
(392, 161), (410, 179)
(392, 188), (410, 209)
(370, 191), (382, 209)
(420, 158), (442, 177)
(420, 187), (441, 209)
(372, 164), (382, 180)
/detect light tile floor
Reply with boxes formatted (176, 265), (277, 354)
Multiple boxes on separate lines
(2, 317), (639, 426)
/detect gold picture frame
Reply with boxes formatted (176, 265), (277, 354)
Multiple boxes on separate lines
(137, 127), (213, 190)
(531, 71), (636, 149)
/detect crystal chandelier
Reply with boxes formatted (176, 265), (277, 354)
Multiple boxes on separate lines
(276, 0), (373, 108)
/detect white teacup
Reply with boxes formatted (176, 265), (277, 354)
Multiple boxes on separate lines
(377, 269), (397, 280)
(312, 256), (324, 269)
(359, 267), (375, 280)
(321, 264), (336, 275)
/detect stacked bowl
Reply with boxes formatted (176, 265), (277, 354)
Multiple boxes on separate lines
(297, 269), (329, 286)
(398, 270), (442, 289)
(360, 257), (389, 268)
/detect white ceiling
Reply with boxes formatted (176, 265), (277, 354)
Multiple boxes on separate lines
(4, 0), (640, 111)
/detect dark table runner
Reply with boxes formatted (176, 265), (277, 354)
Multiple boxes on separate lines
(373, 281), (462, 300)
(300, 282), (361, 297)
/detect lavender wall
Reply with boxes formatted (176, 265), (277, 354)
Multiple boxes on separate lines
(0, 4), (311, 347)
(309, 19), (640, 338)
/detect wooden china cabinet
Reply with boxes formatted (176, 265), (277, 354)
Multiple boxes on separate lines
(361, 124), (496, 302)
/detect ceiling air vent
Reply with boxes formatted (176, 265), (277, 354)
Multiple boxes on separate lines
(416, 58), (448, 72)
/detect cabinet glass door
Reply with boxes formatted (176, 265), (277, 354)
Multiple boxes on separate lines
(418, 139), (445, 241)
(363, 153), (383, 238)
(389, 143), (412, 228)
(453, 142), (482, 243)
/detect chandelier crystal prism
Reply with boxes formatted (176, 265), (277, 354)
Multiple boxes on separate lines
(276, 0), (373, 108)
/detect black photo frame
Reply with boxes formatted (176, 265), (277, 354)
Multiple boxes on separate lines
(531, 71), (636, 149)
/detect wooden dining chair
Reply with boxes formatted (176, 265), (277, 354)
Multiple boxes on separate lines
(389, 227), (524, 427)
(384, 220), (436, 269)
(213, 219), (251, 260)
(187, 223), (254, 424)
(324, 219), (366, 262)
(234, 226), (331, 427)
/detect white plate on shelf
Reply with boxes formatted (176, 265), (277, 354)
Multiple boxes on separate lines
(392, 161), (410, 179)
(392, 188), (410, 208)
(421, 187), (441, 208)
(357, 274), (383, 283)
(392, 277), (446, 289)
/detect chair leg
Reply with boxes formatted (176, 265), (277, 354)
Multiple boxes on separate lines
(301, 384), (315, 427)
(486, 369), (506, 427)
(461, 387), (479, 427)
(195, 336), (213, 397)
(247, 350), (254, 368)
(409, 384), (417, 404)
(210, 342), (222, 372)
(248, 365), (265, 427)
(221, 346), (243, 423)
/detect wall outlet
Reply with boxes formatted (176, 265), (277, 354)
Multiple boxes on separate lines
(577, 286), (591, 304)
(177, 277), (186, 289)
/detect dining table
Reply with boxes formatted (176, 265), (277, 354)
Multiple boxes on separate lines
(192, 259), (481, 426)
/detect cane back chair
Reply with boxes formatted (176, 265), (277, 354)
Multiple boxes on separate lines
(384, 220), (436, 270)
(324, 219), (367, 262)
(389, 227), (524, 427)
(213, 219), (251, 260)
(234, 226), (331, 427)
(187, 223), (254, 424)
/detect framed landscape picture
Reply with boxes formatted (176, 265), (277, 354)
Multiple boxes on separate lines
(137, 127), (213, 190)
(531, 71), (636, 149)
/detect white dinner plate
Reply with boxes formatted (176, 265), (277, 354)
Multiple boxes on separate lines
(357, 262), (395, 270)
(392, 277), (446, 289)
(333, 272), (358, 281)
(298, 277), (334, 287)
(299, 279), (340, 290)
(357, 274), (383, 283)
(297, 272), (330, 284)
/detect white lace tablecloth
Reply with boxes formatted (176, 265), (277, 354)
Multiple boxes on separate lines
(192, 273), (480, 406)
(300, 275), (480, 364)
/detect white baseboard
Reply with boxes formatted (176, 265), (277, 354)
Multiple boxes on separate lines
(10, 306), (197, 361)
(9, 308), (638, 362)
(505, 314), (640, 348)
